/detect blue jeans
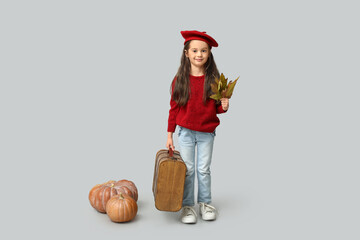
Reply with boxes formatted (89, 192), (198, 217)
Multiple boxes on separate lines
(178, 126), (215, 206)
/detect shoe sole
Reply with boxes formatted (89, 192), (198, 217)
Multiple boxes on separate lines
(200, 213), (216, 221)
(182, 219), (197, 224)
(181, 216), (197, 224)
(201, 216), (216, 221)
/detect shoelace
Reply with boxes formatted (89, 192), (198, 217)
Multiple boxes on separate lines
(183, 206), (197, 217)
(201, 203), (217, 214)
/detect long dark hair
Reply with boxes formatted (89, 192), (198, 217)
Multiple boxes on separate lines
(171, 41), (220, 106)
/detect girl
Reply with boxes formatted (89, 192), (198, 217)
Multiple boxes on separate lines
(166, 30), (229, 224)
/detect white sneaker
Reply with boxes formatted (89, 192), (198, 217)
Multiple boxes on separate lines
(181, 206), (197, 224)
(199, 203), (217, 221)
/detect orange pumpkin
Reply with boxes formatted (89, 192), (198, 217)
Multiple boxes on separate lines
(89, 180), (131, 213)
(114, 185), (136, 200)
(106, 193), (138, 222)
(115, 179), (138, 201)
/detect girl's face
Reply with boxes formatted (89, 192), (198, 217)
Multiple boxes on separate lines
(185, 40), (210, 70)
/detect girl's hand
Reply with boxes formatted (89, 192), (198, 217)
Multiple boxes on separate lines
(220, 98), (229, 111)
(166, 132), (175, 151)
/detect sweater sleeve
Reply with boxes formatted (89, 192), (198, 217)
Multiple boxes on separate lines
(167, 78), (179, 132)
(216, 103), (227, 114)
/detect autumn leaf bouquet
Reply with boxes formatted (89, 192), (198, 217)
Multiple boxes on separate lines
(210, 73), (239, 101)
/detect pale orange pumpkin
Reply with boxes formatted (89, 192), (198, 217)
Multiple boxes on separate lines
(106, 193), (138, 222)
(88, 180), (132, 213)
(115, 179), (138, 201)
(115, 184), (136, 200)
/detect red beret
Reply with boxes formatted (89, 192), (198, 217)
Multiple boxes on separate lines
(181, 30), (218, 48)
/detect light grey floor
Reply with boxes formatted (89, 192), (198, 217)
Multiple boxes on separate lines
(1, 1), (359, 239)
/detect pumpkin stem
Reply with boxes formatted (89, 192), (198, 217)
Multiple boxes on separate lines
(118, 193), (124, 200)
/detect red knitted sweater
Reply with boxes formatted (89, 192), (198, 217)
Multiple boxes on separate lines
(167, 75), (227, 133)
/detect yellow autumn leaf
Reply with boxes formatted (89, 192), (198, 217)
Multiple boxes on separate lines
(210, 73), (239, 101)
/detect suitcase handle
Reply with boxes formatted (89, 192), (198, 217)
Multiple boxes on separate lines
(168, 148), (174, 157)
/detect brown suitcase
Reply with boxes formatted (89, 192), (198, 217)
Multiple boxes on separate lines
(152, 148), (187, 212)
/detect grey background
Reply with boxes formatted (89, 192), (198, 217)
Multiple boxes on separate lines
(1, 0), (359, 239)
